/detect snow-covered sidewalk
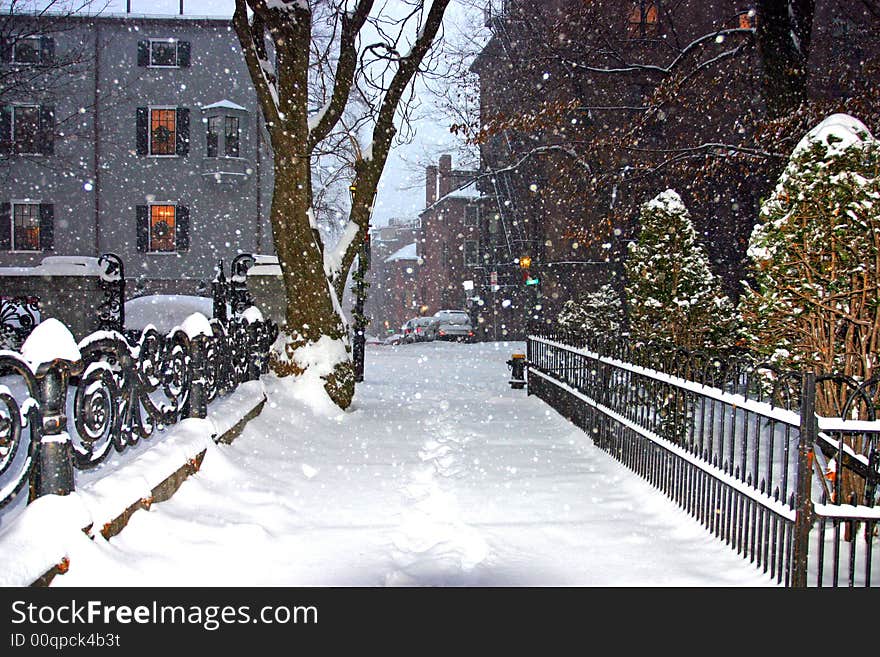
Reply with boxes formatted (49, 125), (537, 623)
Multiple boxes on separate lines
(49, 342), (774, 586)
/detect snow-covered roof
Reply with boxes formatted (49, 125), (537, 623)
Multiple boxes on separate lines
(201, 100), (248, 112)
(384, 242), (418, 263)
(423, 180), (482, 213)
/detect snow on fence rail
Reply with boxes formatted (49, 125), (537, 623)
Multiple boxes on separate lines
(0, 265), (278, 515)
(526, 330), (879, 588)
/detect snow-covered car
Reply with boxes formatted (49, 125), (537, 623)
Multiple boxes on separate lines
(383, 333), (403, 346)
(401, 317), (436, 344)
(431, 309), (475, 342)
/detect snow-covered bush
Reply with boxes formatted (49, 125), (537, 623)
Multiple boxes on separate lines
(739, 114), (880, 505)
(556, 284), (624, 340)
(740, 115), (880, 377)
(739, 114), (880, 400)
(624, 189), (737, 352)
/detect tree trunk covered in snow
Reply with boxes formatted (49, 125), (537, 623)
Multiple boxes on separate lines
(756, 0), (816, 118)
(233, 0), (450, 409)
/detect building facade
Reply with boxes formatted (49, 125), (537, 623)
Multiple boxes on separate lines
(0, 11), (274, 298)
(470, 0), (880, 331)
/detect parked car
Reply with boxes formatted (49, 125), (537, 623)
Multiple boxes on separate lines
(402, 316), (437, 344)
(383, 333), (403, 346)
(431, 309), (475, 342)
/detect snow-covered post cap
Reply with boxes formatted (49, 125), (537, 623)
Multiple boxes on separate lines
(21, 318), (82, 499)
(180, 312), (214, 340)
(241, 306), (264, 324)
(21, 318), (82, 375)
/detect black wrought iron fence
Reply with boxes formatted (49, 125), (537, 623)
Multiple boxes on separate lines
(0, 257), (277, 511)
(527, 329), (879, 587)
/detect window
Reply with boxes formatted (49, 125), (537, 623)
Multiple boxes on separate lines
(224, 116), (240, 157)
(150, 39), (177, 67)
(137, 107), (188, 157)
(738, 10), (757, 30)
(12, 105), (38, 154)
(464, 240), (479, 266)
(1, 201), (52, 252)
(465, 204), (480, 227)
(150, 108), (177, 155)
(0, 104), (53, 155)
(627, 1), (659, 38)
(12, 202), (40, 251)
(2, 36), (53, 65)
(137, 39), (191, 68)
(149, 204), (176, 252)
(488, 213), (500, 234)
(206, 116), (220, 157)
(136, 203), (189, 253)
(13, 37), (40, 64)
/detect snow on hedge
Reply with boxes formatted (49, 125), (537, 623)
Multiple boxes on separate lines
(739, 113), (880, 381)
(625, 189), (736, 351)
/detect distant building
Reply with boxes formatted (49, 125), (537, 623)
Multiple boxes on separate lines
(380, 241), (419, 333)
(0, 11), (274, 299)
(365, 216), (419, 336)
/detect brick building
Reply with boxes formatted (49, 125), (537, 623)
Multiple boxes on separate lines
(365, 217), (419, 336)
(469, 0), (880, 327)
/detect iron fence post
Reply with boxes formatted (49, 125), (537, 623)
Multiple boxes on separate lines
(792, 371), (817, 588)
(31, 359), (80, 500)
(188, 334), (208, 419)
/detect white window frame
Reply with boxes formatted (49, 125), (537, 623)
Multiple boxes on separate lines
(148, 105), (178, 158)
(10, 199), (42, 253)
(147, 201), (177, 254)
(11, 104), (41, 155)
(204, 114), (243, 159)
(11, 36), (42, 65)
(148, 38), (180, 68)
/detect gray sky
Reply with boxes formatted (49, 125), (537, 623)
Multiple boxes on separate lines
(96, 0), (478, 227)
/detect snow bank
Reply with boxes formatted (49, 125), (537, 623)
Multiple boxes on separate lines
(0, 379), (267, 586)
(0, 494), (92, 587)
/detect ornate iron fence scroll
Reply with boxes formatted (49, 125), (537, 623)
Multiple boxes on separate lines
(526, 329), (879, 587)
(0, 257), (277, 511)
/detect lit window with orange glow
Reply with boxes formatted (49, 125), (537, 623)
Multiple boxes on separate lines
(149, 204), (176, 252)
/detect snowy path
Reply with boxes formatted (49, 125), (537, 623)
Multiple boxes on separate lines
(55, 342), (775, 586)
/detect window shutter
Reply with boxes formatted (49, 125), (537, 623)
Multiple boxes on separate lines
(136, 107), (148, 155)
(0, 38), (11, 63)
(176, 205), (190, 251)
(136, 205), (149, 252)
(39, 203), (53, 251)
(175, 108), (189, 156)
(0, 106), (11, 156)
(39, 36), (54, 65)
(0, 203), (10, 250)
(137, 40), (149, 66)
(39, 105), (54, 155)
(177, 41), (191, 67)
